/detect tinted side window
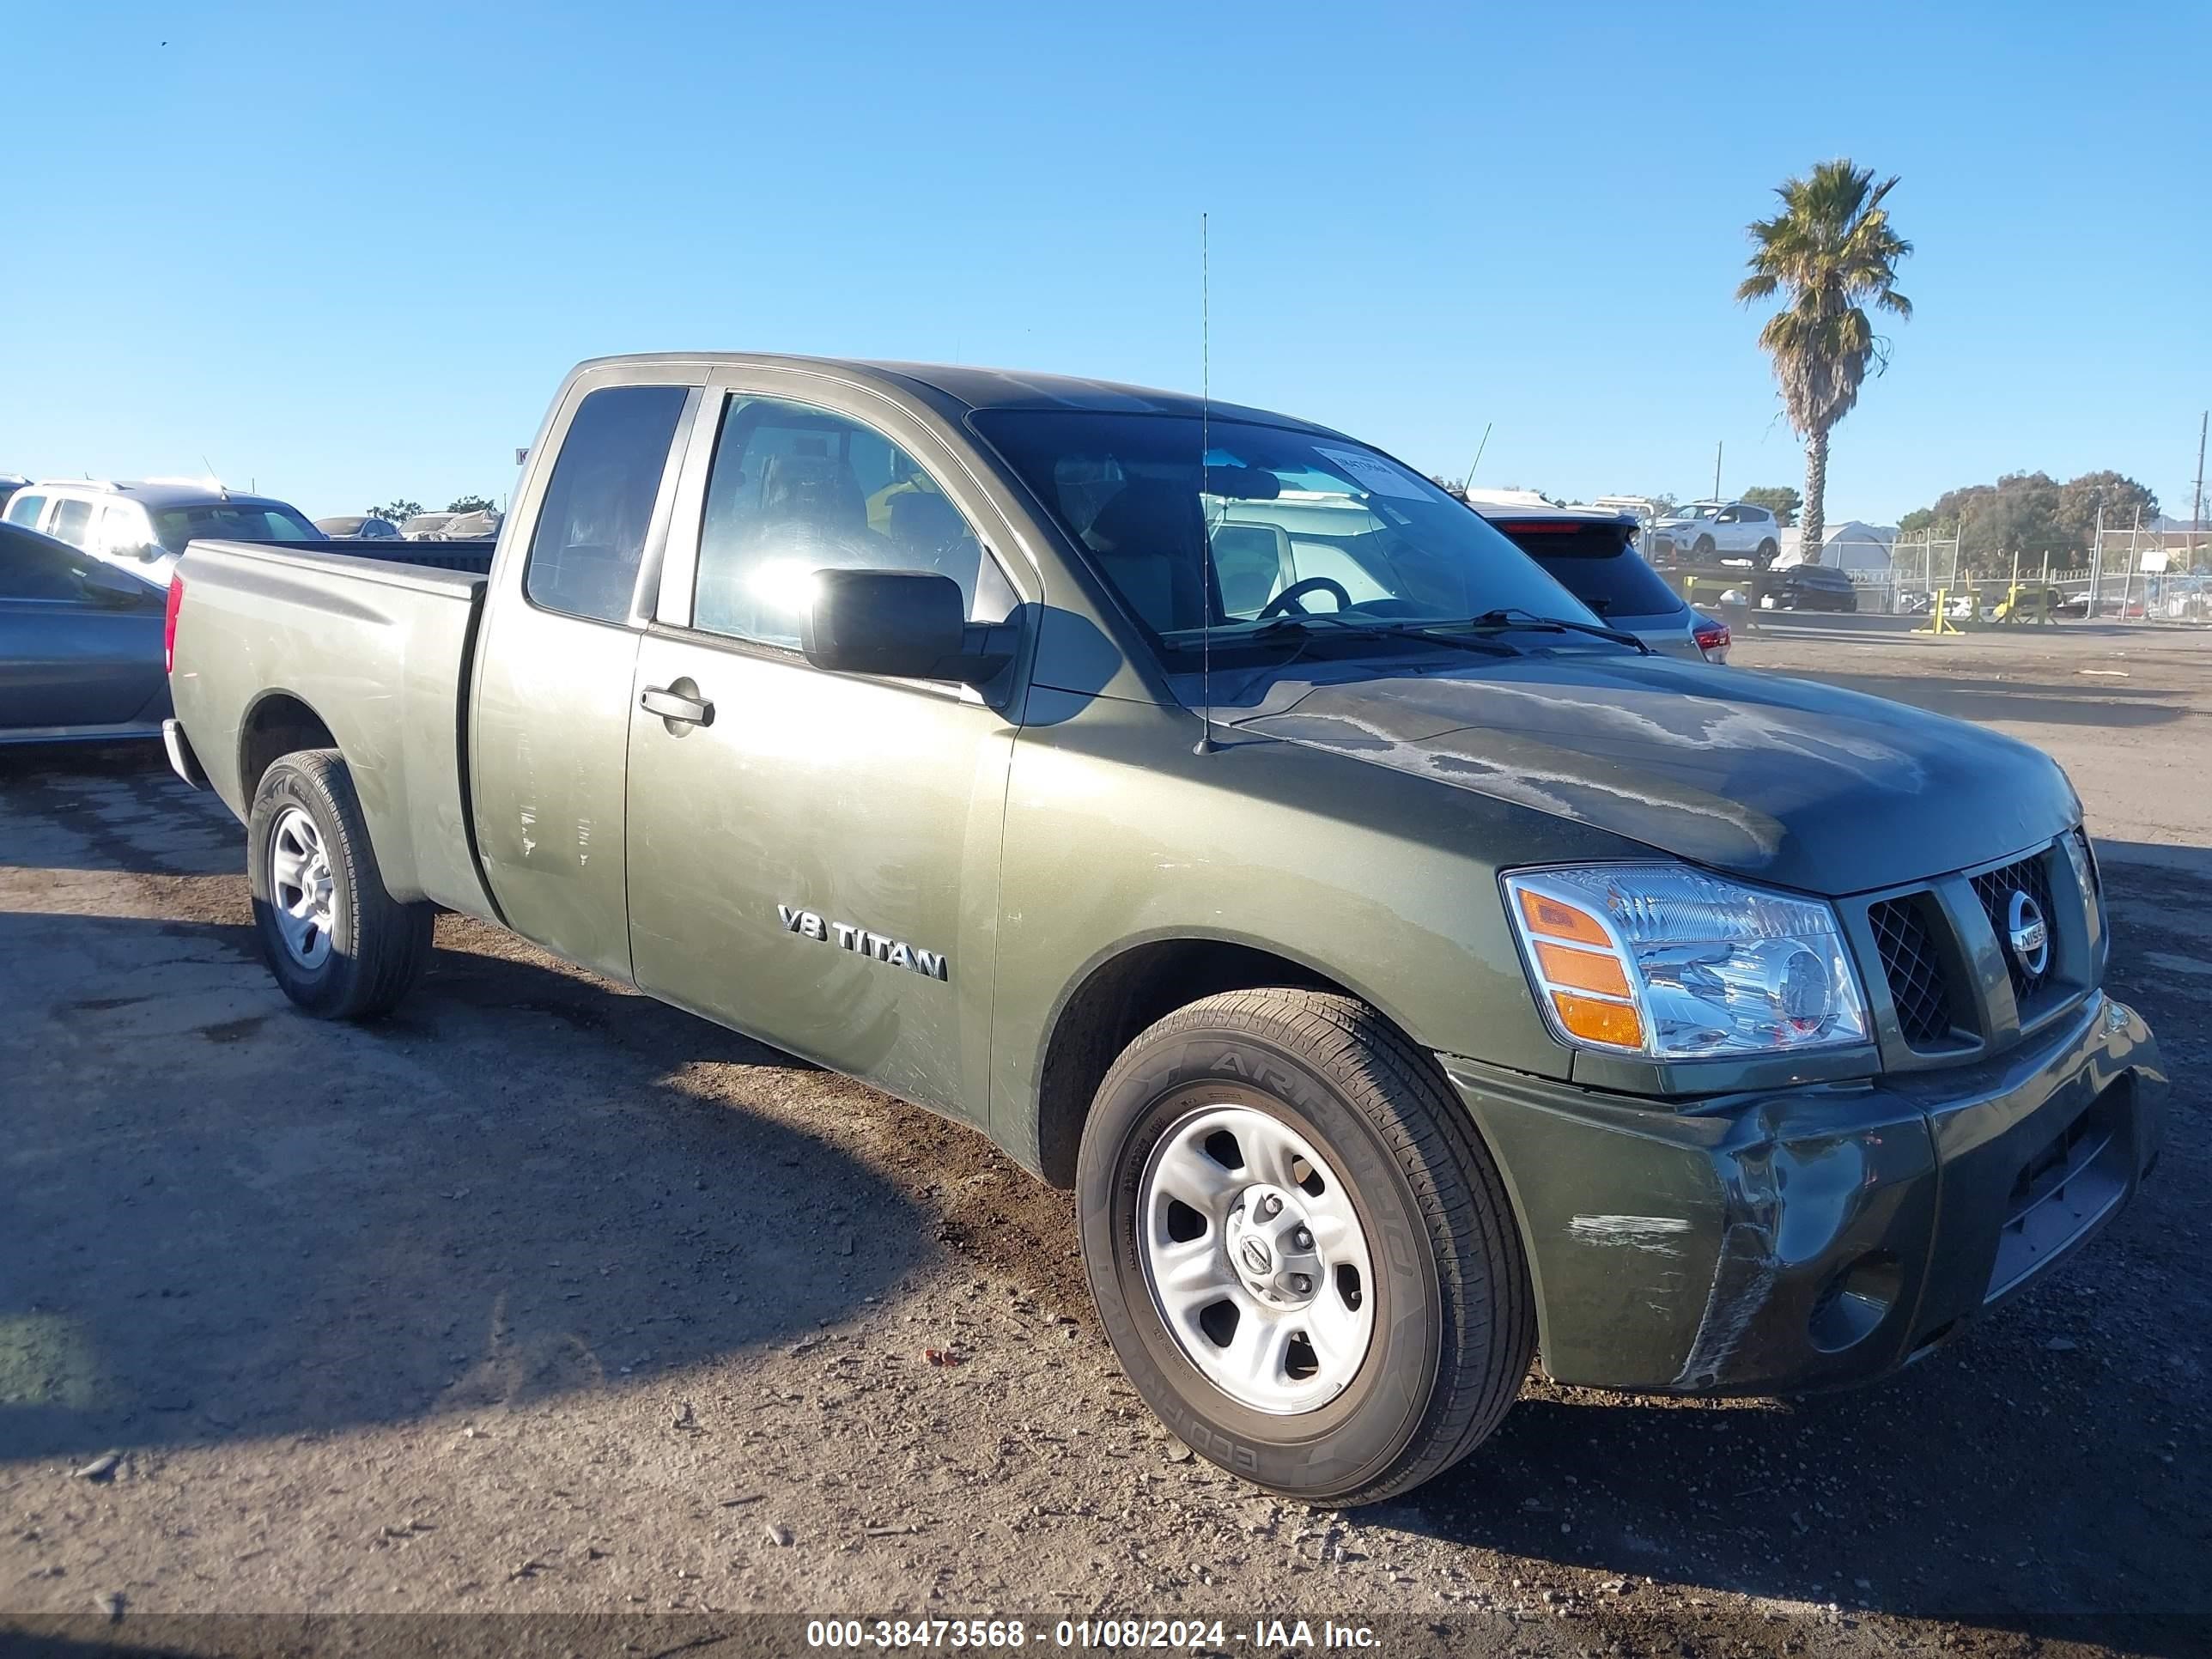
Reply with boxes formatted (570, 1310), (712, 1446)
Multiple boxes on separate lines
(3, 491), (46, 528)
(49, 499), (93, 547)
(524, 384), (692, 623)
(0, 523), (85, 599)
(690, 395), (1015, 648)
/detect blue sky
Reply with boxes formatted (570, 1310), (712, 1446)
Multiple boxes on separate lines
(3, 1), (2206, 526)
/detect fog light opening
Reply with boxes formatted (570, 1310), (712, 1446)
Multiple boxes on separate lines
(1808, 1253), (1901, 1354)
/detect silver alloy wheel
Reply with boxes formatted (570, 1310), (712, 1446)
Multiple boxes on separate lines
(268, 805), (337, 969)
(1137, 1104), (1377, 1415)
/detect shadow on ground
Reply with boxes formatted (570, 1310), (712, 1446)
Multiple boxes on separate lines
(1751, 666), (2192, 729)
(0, 911), (914, 1466)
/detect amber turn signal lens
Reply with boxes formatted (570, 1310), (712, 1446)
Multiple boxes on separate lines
(1516, 888), (1611, 948)
(1534, 941), (1632, 998)
(1550, 991), (1644, 1049)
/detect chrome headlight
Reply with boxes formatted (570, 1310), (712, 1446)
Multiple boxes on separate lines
(1503, 863), (1870, 1059)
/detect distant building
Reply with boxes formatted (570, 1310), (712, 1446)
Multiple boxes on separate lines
(1780, 520), (1897, 572)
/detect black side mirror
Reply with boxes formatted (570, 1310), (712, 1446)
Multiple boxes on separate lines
(800, 568), (1011, 685)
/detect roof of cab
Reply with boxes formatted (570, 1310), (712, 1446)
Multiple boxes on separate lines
(568, 353), (1345, 434)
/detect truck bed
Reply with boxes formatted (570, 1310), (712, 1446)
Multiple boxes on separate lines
(167, 540), (498, 918)
(262, 538), (498, 575)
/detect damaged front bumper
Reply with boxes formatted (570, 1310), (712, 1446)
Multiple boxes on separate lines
(1443, 992), (2165, 1394)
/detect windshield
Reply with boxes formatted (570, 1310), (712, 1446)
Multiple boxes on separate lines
(152, 502), (319, 553)
(970, 410), (1600, 658)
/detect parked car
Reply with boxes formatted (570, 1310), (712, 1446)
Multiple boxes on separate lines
(1650, 500), (1784, 567)
(1479, 503), (1728, 661)
(399, 511), (457, 540)
(0, 520), (170, 744)
(313, 515), (404, 542)
(434, 507), (501, 540)
(164, 353), (2161, 1505)
(1766, 562), (1859, 611)
(3, 479), (321, 586)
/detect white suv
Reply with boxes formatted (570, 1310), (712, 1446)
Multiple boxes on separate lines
(3, 479), (320, 586)
(1649, 500), (1783, 567)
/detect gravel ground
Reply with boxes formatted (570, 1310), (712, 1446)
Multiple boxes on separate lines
(3, 622), (2207, 1659)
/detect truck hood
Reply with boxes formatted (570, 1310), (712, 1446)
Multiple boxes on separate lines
(1227, 653), (2077, 895)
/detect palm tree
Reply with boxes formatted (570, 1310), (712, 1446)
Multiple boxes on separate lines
(1738, 161), (1912, 560)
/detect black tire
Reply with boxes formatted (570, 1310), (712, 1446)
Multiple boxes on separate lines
(1692, 534), (1717, 559)
(248, 749), (434, 1020)
(1076, 989), (1533, 1504)
(1755, 538), (1778, 568)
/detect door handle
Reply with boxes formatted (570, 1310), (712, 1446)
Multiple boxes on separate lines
(641, 684), (714, 726)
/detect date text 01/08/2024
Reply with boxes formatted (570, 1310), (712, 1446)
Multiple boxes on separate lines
(803, 1620), (1380, 1650)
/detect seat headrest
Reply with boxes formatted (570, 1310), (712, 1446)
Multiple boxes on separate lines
(760, 453), (865, 528)
(1085, 478), (1203, 562)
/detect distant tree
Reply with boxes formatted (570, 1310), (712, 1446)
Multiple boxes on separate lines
(1741, 484), (1802, 525)
(1900, 470), (2157, 565)
(446, 495), (496, 514)
(2055, 471), (2157, 545)
(1737, 159), (1913, 558)
(369, 500), (422, 524)
(1646, 493), (1678, 517)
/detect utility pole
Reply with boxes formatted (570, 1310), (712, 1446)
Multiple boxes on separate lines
(1713, 441), (1723, 501)
(2191, 410), (2206, 574)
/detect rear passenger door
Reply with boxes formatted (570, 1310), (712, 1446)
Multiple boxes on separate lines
(620, 372), (1028, 1126)
(468, 369), (702, 981)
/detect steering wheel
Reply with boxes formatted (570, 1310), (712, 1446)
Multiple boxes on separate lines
(1255, 576), (1353, 620)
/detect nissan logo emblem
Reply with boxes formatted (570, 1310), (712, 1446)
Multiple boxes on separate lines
(1238, 1238), (1273, 1276)
(2006, 890), (2050, 977)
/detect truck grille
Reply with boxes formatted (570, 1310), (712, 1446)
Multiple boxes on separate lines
(1858, 835), (2088, 1057)
(1969, 849), (2057, 1011)
(1869, 896), (1954, 1046)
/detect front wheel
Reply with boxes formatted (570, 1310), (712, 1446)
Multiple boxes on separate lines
(1077, 990), (1533, 1504)
(248, 749), (434, 1019)
(1692, 535), (1717, 560)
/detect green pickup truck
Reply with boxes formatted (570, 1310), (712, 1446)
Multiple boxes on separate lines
(163, 355), (2164, 1504)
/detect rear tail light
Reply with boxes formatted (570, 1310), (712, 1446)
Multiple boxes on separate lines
(164, 574), (185, 674)
(1693, 618), (1729, 658)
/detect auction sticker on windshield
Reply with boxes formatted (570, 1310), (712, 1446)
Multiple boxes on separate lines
(1311, 445), (1429, 499)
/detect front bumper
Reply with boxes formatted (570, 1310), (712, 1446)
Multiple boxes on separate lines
(1443, 992), (2165, 1394)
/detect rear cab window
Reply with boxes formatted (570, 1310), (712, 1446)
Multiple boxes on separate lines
(522, 384), (693, 624)
(3, 491), (46, 529)
(1489, 520), (1683, 621)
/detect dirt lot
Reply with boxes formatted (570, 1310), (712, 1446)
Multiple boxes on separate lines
(3, 622), (2208, 1659)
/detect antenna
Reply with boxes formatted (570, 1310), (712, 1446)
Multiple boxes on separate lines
(1194, 210), (1216, 757)
(1460, 422), (1493, 495)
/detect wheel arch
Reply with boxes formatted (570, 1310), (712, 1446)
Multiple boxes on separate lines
(1030, 929), (1441, 1190)
(239, 689), (337, 803)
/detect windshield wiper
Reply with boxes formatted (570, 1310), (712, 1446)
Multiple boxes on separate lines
(1242, 613), (1520, 656)
(1453, 608), (1652, 654)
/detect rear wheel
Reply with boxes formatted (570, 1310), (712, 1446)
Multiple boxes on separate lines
(1077, 990), (1533, 1504)
(1755, 538), (1778, 568)
(248, 749), (434, 1019)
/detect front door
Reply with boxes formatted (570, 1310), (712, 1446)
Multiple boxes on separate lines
(623, 380), (1027, 1124)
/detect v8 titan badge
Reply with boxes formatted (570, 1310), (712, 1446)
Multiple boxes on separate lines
(779, 904), (949, 981)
